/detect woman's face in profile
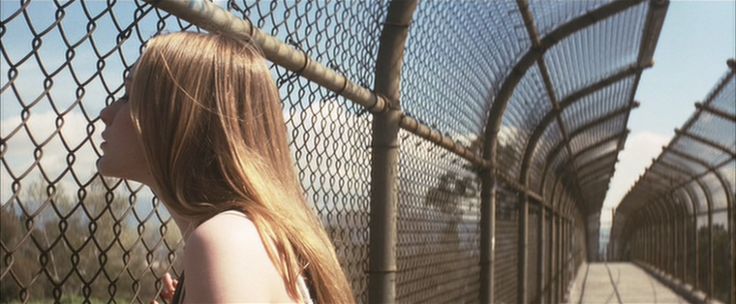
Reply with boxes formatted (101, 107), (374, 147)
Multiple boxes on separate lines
(97, 66), (150, 183)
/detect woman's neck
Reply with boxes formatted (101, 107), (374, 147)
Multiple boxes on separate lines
(169, 211), (196, 242)
(148, 184), (197, 242)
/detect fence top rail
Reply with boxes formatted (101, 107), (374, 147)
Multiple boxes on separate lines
(612, 60), (735, 236)
(0, 0), (677, 302)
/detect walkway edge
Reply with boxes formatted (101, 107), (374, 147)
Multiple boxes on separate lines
(633, 261), (720, 304)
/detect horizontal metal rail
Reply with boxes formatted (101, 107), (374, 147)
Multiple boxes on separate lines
(615, 67), (735, 213)
(694, 102), (736, 122)
(143, 0), (489, 168)
(675, 129), (736, 157)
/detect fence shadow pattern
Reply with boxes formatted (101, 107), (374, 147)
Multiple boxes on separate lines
(1, 0), (672, 303)
(610, 64), (735, 304)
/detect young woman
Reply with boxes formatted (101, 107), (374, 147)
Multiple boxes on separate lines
(97, 32), (354, 303)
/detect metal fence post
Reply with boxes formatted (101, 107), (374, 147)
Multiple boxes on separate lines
(369, 1), (417, 303)
(694, 211), (699, 290)
(672, 210), (679, 277)
(707, 193), (714, 300)
(731, 177), (735, 304)
(729, 60), (736, 304)
(680, 216), (686, 284)
(694, 178), (715, 300)
(518, 194), (529, 303)
(732, 191), (735, 304)
(557, 215), (563, 302)
(480, 171), (496, 303)
(562, 218), (568, 301)
(537, 207), (545, 303)
(548, 212), (555, 303)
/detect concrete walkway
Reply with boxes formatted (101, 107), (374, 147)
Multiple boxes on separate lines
(569, 262), (688, 304)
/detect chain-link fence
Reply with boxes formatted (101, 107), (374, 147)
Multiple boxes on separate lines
(610, 62), (735, 304)
(2, 0), (669, 303)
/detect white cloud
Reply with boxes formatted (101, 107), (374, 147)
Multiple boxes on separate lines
(1, 110), (104, 204)
(284, 99), (372, 214)
(599, 131), (670, 227)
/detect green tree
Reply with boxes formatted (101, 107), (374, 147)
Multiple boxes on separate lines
(0, 177), (183, 303)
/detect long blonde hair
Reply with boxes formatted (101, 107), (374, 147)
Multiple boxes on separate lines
(128, 32), (354, 303)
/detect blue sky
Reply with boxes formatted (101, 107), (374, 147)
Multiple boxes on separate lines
(1, 1), (734, 228)
(0, 0), (376, 217)
(600, 0), (736, 230)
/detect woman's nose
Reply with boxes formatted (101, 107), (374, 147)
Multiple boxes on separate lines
(99, 102), (118, 125)
(100, 106), (112, 125)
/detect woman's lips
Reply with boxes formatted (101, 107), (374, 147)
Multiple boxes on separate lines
(101, 131), (108, 149)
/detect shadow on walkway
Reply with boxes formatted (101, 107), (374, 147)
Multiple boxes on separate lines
(569, 262), (688, 304)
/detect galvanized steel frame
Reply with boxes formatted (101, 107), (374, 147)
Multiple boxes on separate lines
(77, 0), (672, 303)
(367, 1), (417, 302)
(611, 61), (735, 303)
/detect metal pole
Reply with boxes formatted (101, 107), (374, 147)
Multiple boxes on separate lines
(670, 203), (678, 277)
(642, 223), (647, 263)
(518, 195), (529, 303)
(640, 218), (647, 263)
(694, 178), (714, 300)
(554, 189), (564, 303)
(677, 199), (686, 279)
(659, 203), (668, 273)
(550, 193), (557, 302)
(561, 219), (567, 302)
(680, 215), (686, 284)
(694, 211), (699, 291)
(368, 1), (417, 303)
(642, 216), (657, 265)
(672, 209), (679, 278)
(663, 208), (670, 272)
(142, 0), (485, 168)
(143, 0), (387, 114)
(657, 202), (672, 272)
(649, 224), (654, 266)
(562, 218), (568, 303)
(646, 213), (654, 266)
(730, 178), (735, 304)
(707, 195), (714, 300)
(732, 196), (735, 304)
(681, 186), (697, 288)
(547, 212), (554, 303)
(480, 171), (496, 303)
(555, 216), (561, 303)
(710, 167), (734, 304)
(555, 218), (564, 303)
(648, 209), (657, 268)
(537, 207), (545, 303)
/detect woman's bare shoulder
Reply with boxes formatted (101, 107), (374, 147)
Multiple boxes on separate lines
(188, 210), (260, 247)
(183, 210), (294, 303)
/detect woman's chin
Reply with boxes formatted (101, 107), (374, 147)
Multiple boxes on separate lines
(96, 157), (120, 178)
(96, 157), (150, 184)
(96, 158), (108, 175)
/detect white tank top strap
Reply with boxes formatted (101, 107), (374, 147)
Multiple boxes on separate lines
(296, 274), (314, 304)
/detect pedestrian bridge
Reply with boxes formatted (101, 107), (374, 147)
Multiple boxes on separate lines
(0, 0), (733, 303)
(570, 263), (688, 304)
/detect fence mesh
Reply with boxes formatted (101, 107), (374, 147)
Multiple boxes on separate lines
(1, 0), (387, 302)
(494, 186), (519, 304)
(226, 1), (390, 300)
(396, 130), (481, 303)
(1, 1), (206, 301)
(611, 67), (735, 303)
(1, 0), (673, 303)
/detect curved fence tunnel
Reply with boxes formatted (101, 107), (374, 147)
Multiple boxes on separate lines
(609, 62), (735, 304)
(0, 0), (732, 303)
